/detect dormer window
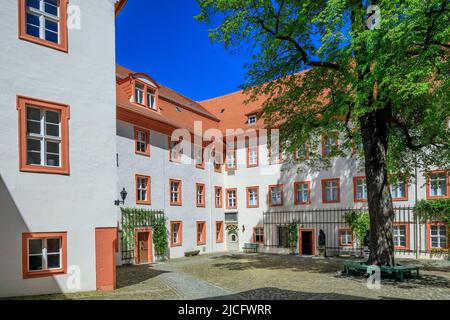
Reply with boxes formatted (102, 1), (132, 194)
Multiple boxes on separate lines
(133, 80), (158, 110)
(147, 88), (156, 109)
(135, 83), (144, 105)
(248, 115), (257, 125)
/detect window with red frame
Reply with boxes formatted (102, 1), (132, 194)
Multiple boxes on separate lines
(216, 222), (224, 243)
(322, 179), (340, 203)
(215, 187), (223, 208)
(19, 0), (69, 52)
(197, 222), (206, 245)
(246, 187), (259, 208)
(353, 177), (368, 202)
(295, 182), (311, 205)
(269, 185), (283, 207)
(135, 127), (150, 156)
(170, 179), (182, 206)
(226, 189), (237, 209)
(170, 222), (182, 247)
(196, 183), (205, 207)
(339, 229), (353, 246)
(427, 171), (448, 199)
(22, 232), (67, 279)
(322, 133), (339, 158)
(136, 175), (151, 205)
(253, 227), (264, 243)
(390, 176), (408, 201)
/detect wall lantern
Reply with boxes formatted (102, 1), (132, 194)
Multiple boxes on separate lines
(115, 188), (128, 206)
(242, 225), (245, 233)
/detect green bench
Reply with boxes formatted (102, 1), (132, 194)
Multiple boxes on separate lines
(243, 243), (259, 253)
(344, 261), (420, 282)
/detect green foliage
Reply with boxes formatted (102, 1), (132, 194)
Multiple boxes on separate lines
(153, 217), (168, 256)
(287, 223), (298, 253)
(120, 208), (168, 258)
(416, 199), (450, 223)
(195, 0), (450, 174)
(344, 210), (370, 244)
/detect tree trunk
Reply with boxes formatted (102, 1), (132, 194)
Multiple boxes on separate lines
(360, 107), (395, 266)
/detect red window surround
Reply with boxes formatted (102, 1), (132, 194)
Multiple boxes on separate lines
(216, 221), (224, 243)
(196, 183), (206, 207)
(338, 229), (353, 247)
(321, 178), (341, 204)
(294, 181), (311, 205)
(132, 79), (159, 110)
(226, 188), (238, 209)
(18, 0), (69, 53)
(246, 186), (260, 208)
(22, 232), (68, 279)
(169, 179), (182, 206)
(393, 223), (410, 251)
(134, 127), (150, 156)
(426, 170), (449, 200)
(135, 175), (151, 205)
(215, 186), (223, 208)
(170, 221), (183, 247)
(390, 175), (409, 201)
(196, 221), (206, 245)
(353, 176), (368, 203)
(268, 185), (284, 207)
(17, 96), (70, 175)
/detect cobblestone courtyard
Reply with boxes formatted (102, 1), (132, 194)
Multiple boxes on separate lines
(16, 253), (450, 300)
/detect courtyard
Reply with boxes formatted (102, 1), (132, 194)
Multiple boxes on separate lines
(16, 253), (450, 300)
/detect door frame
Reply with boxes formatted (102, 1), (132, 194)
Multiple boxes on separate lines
(298, 228), (316, 256)
(134, 227), (153, 265)
(227, 230), (239, 251)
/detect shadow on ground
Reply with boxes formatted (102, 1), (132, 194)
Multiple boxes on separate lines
(203, 287), (380, 300)
(117, 264), (171, 289)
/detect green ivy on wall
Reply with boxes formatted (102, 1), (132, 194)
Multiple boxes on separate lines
(417, 199), (450, 224)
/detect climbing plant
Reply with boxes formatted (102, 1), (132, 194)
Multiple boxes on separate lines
(344, 210), (370, 246)
(416, 199), (450, 224)
(287, 223), (298, 254)
(120, 208), (167, 261)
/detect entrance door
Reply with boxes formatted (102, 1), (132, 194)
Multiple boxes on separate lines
(95, 227), (117, 292)
(227, 232), (239, 252)
(299, 229), (316, 256)
(135, 228), (153, 265)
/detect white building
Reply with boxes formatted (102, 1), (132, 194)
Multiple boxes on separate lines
(0, 0), (127, 298)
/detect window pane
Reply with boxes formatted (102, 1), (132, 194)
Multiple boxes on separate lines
(27, 120), (41, 135)
(45, 29), (58, 43)
(47, 239), (60, 253)
(44, 0), (59, 16)
(26, 0), (40, 9)
(29, 255), (43, 271)
(29, 239), (43, 255)
(47, 254), (61, 269)
(46, 140), (60, 154)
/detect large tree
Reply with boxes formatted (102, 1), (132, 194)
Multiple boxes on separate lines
(196, 0), (450, 266)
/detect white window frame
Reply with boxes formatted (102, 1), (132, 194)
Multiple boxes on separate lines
(226, 150), (236, 169)
(196, 185), (204, 206)
(356, 178), (368, 201)
(430, 225), (447, 249)
(393, 225), (407, 248)
(325, 181), (339, 202)
(248, 188), (258, 206)
(215, 188), (222, 207)
(340, 230), (352, 246)
(146, 88), (156, 109)
(136, 130), (147, 153)
(171, 181), (180, 203)
(270, 187), (282, 206)
(248, 115), (257, 125)
(135, 83), (144, 105)
(255, 227), (264, 243)
(429, 173), (447, 197)
(391, 179), (406, 199)
(26, 106), (61, 168)
(28, 237), (62, 273)
(227, 190), (236, 208)
(171, 223), (180, 244)
(25, 0), (61, 44)
(297, 183), (309, 204)
(248, 147), (258, 166)
(137, 177), (149, 202)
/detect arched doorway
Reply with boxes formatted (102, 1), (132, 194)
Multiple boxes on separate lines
(227, 231), (239, 252)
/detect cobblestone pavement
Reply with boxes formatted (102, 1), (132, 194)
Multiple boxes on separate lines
(13, 253), (450, 300)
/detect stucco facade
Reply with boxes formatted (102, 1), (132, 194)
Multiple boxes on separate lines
(0, 0), (120, 297)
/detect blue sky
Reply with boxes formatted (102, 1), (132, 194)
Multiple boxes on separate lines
(115, 0), (250, 102)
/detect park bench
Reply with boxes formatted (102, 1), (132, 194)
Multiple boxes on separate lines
(243, 243), (259, 253)
(344, 261), (420, 282)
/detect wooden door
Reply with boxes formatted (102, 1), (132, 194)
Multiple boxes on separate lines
(95, 228), (117, 291)
(138, 232), (149, 264)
